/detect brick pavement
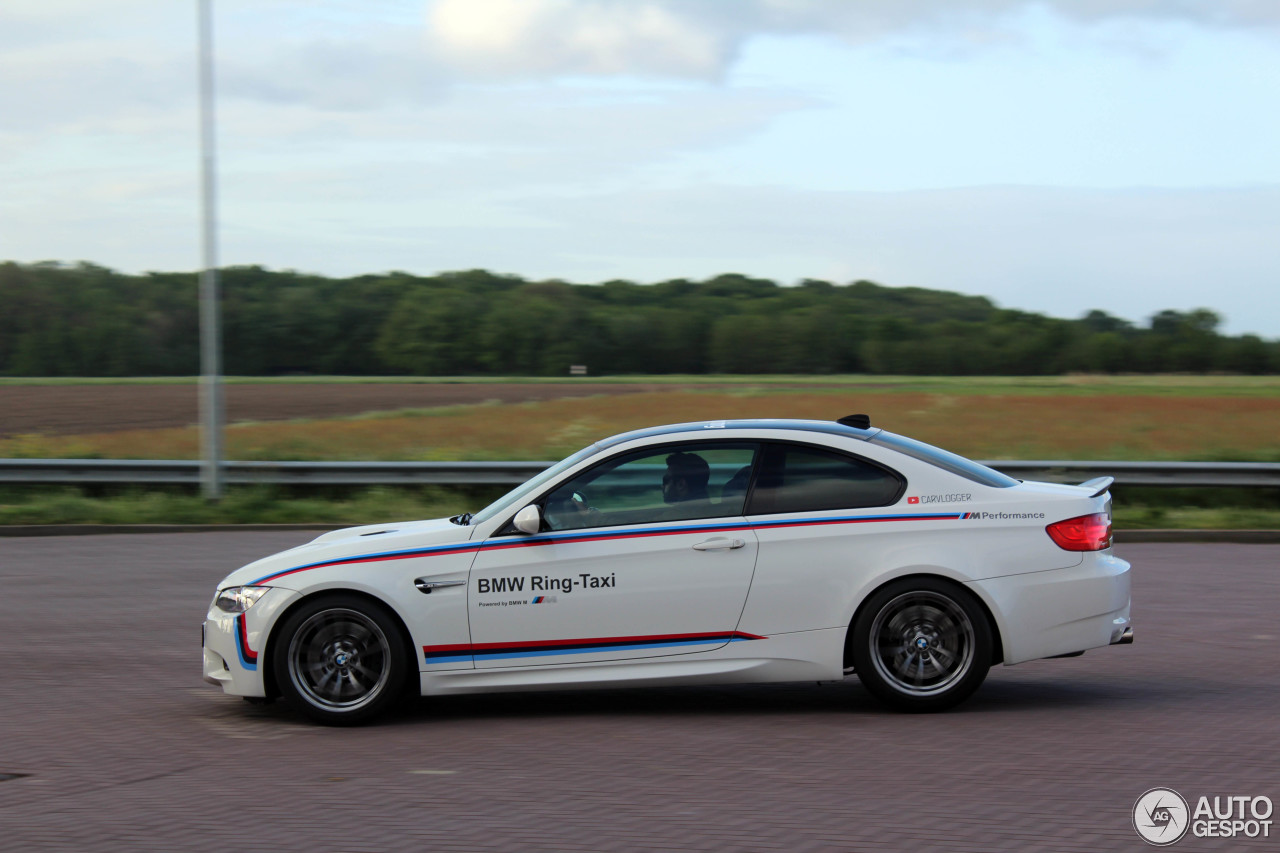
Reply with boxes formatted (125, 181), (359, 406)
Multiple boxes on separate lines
(0, 535), (1276, 852)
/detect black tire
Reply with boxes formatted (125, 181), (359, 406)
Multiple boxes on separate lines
(271, 594), (410, 726)
(850, 578), (992, 712)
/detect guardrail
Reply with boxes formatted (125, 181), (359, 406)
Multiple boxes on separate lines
(982, 461), (1280, 488)
(0, 459), (1277, 488)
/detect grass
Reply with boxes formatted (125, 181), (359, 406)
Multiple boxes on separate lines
(5, 389), (1279, 462)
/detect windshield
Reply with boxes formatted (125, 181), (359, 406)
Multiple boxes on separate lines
(467, 444), (603, 526)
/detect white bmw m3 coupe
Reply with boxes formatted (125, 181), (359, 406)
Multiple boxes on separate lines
(203, 416), (1132, 724)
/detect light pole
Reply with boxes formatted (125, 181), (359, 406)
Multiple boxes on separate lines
(197, 0), (223, 500)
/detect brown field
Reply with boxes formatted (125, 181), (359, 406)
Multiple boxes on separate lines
(3, 386), (1277, 462)
(0, 382), (684, 437)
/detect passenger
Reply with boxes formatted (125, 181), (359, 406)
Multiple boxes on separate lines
(718, 464), (753, 513)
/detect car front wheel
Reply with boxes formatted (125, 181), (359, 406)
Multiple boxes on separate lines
(851, 578), (992, 712)
(272, 595), (409, 725)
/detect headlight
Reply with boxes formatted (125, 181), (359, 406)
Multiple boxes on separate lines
(215, 586), (270, 613)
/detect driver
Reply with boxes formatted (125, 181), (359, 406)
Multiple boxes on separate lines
(660, 451), (713, 518)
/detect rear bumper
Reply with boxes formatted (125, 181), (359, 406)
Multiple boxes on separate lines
(968, 552), (1131, 664)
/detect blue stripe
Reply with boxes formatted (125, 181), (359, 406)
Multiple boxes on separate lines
(751, 512), (963, 529)
(465, 512), (955, 549)
(258, 511), (965, 584)
(474, 638), (726, 661)
(251, 541), (482, 584)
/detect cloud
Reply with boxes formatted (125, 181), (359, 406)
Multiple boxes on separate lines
(426, 0), (731, 78)
(219, 36), (448, 111)
(281, 183), (1280, 337)
(0, 48), (194, 137)
(0, 1), (451, 143)
(424, 0), (1280, 79)
(3, 0), (1276, 341)
(207, 81), (808, 202)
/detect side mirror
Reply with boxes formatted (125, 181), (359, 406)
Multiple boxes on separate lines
(513, 504), (542, 535)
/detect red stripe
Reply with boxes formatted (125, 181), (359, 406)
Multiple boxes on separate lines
(421, 642), (476, 654)
(479, 527), (735, 552)
(422, 630), (765, 656)
(261, 514), (962, 583)
(758, 515), (957, 531)
(256, 544), (485, 582)
(237, 614), (258, 662)
(325, 548), (480, 568)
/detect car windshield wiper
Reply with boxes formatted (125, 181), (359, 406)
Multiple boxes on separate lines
(449, 513), (473, 526)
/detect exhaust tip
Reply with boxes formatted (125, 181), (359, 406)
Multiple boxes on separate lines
(1112, 627), (1133, 645)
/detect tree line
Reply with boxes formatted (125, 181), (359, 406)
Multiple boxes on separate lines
(1, 261), (1275, 376)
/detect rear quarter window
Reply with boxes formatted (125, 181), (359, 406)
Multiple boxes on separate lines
(747, 443), (905, 515)
(870, 432), (1018, 488)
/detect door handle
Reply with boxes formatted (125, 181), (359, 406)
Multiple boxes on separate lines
(415, 578), (466, 594)
(692, 538), (746, 551)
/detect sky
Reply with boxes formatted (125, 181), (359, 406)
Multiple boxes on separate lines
(1, 0), (1278, 336)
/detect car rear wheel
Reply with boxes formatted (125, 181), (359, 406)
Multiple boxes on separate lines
(272, 595), (409, 725)
(851, 578), (992, 712)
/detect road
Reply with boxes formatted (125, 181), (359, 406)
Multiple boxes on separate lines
(0, 535), (1276, 852)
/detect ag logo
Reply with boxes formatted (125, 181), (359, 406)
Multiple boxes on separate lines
(1134, 788), (1190, 846)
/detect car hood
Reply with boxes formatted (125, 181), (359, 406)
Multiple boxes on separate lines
(308, 517), (463, 544)
(216, 517), (474, 589)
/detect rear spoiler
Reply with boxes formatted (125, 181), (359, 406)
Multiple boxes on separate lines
(1079, 476), (1114, 498)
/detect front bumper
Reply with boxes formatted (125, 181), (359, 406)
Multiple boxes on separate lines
(202, 587), (299, 697)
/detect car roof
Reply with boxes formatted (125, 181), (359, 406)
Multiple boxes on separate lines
(595, 418), (1021, 489)
(596, 419), (880, 450)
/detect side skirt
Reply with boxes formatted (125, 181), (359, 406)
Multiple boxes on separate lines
(418, 626), (846, 696)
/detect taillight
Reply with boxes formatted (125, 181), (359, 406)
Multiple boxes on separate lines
(1046, 513), (1112, 551)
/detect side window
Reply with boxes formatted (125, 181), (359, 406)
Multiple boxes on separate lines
(541, 443), (758, 531)
(747, 444), (903, 515)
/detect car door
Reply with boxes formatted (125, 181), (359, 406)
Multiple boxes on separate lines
(737, 441), (908, 635)
(467, 442), (762, 668)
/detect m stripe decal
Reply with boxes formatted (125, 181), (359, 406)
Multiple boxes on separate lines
(235, 614), (259, 670)
(422, 631), (766, 664)
(252, 512), (970, 585)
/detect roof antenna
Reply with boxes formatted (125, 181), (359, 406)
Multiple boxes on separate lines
(837, 414), (871, 430)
